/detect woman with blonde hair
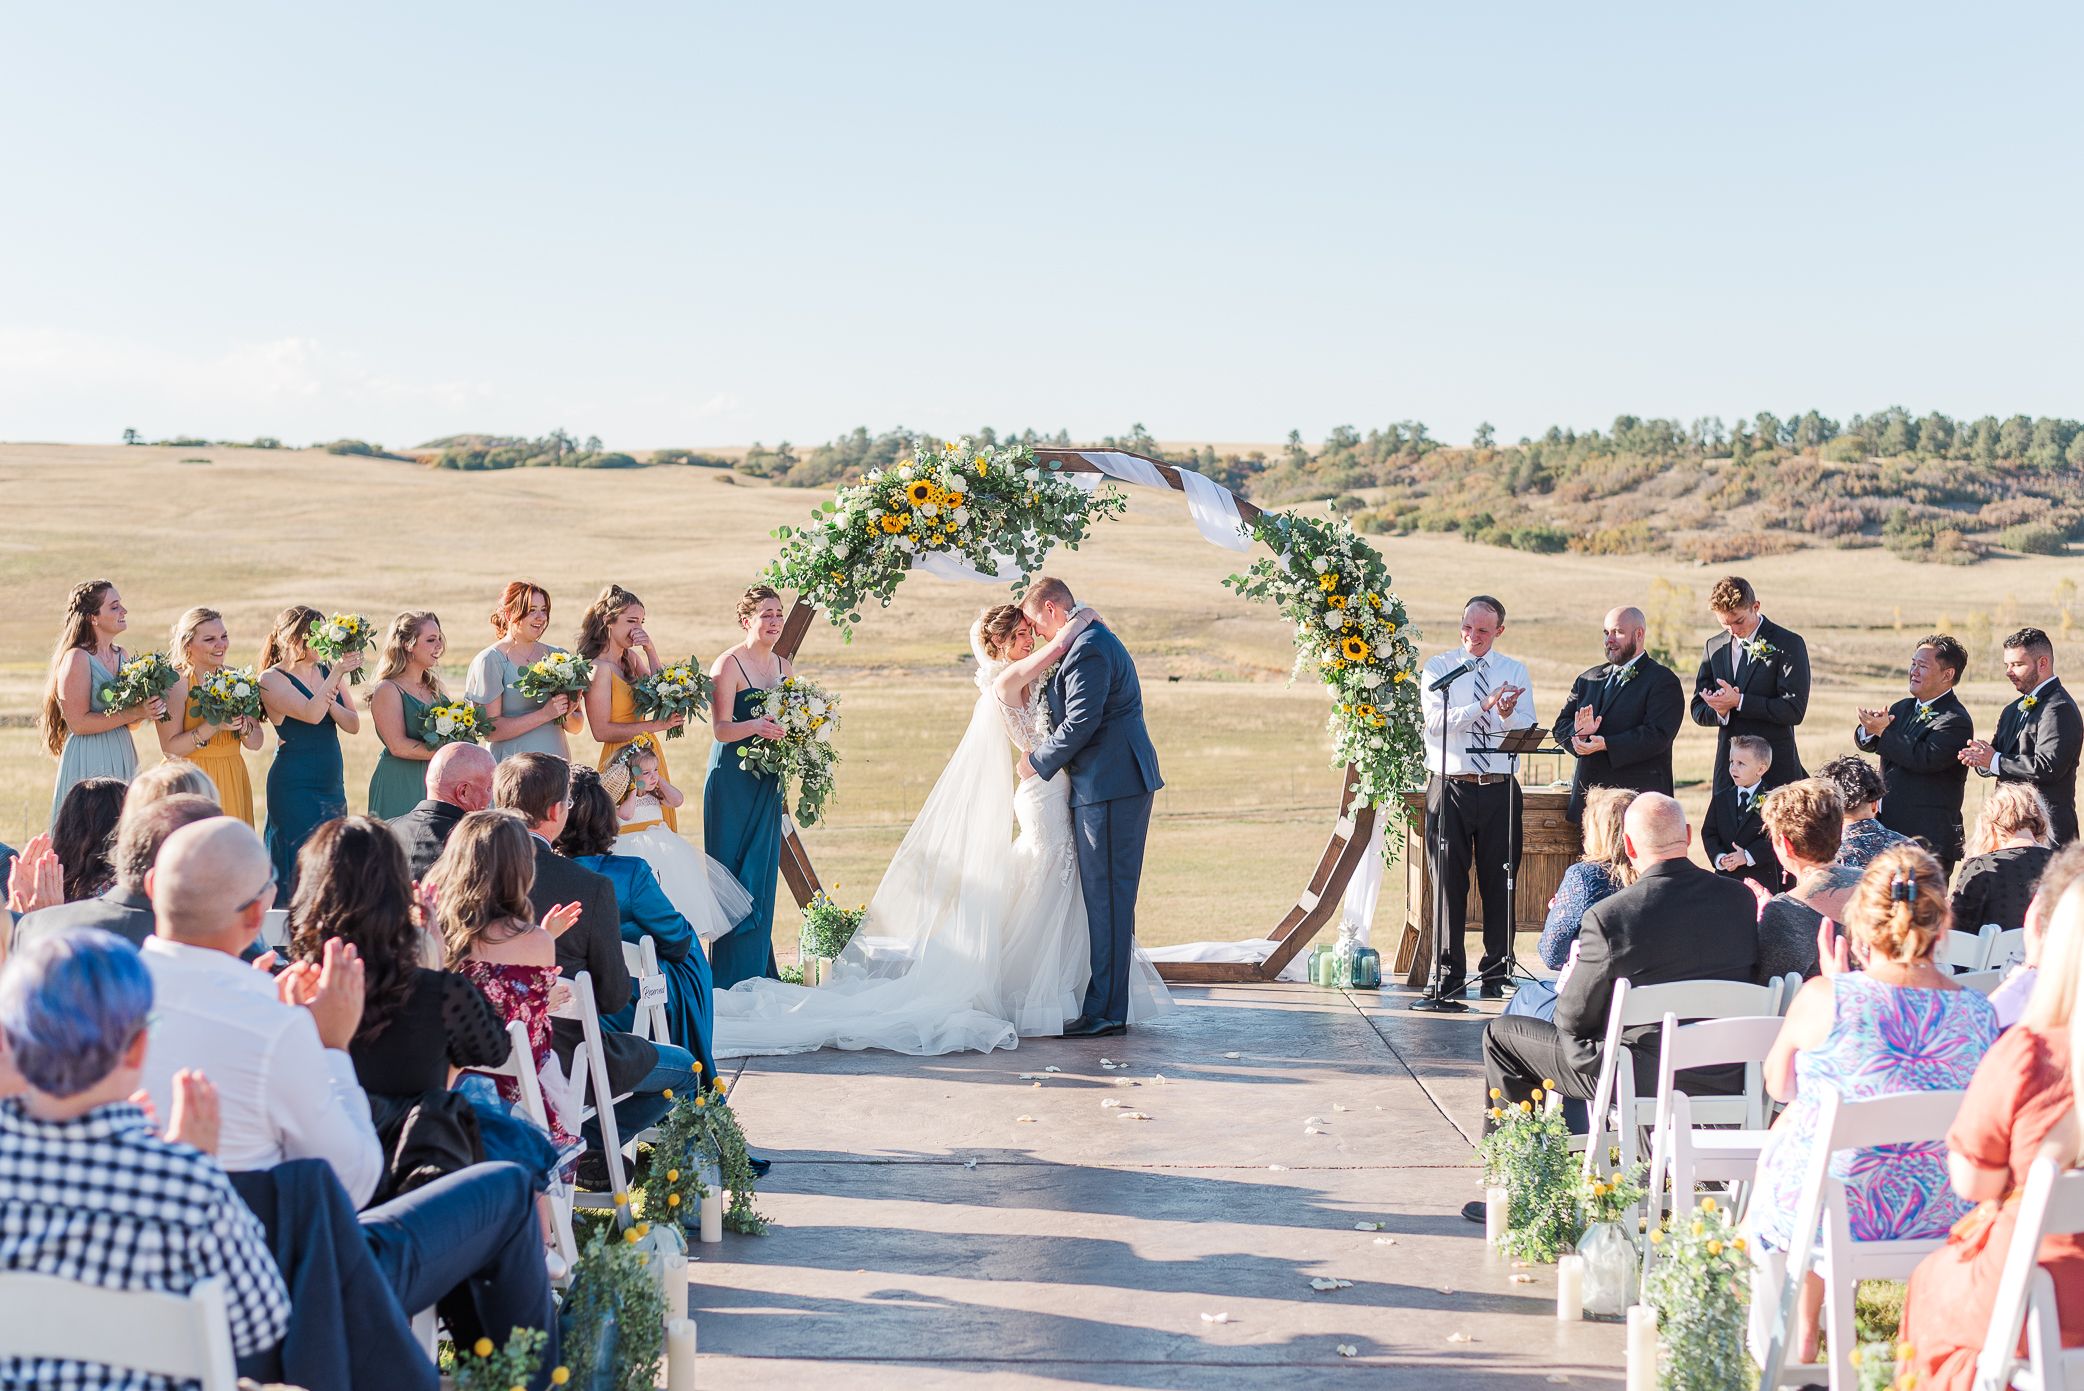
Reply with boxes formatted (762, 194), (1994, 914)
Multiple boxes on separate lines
(41, 579), (164, 821)
(366, 610), (447, 820)
(1743, 843), (2000, 1367)
(256, 605), (363, 896)
(156, 607), (264, 825)
(1505, 786), (1638, 1022)
(468, 581), (583, 762)
(704, 584), (792, 990)
(1951, 781), (2055, 935)
(1893, 873), (2084, 1388)
(121, 759), (219, 813)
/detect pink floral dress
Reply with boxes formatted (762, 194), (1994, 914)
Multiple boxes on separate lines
(457, 959), (578, 1150)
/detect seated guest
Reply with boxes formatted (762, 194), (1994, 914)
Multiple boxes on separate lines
(494, 753), (703, 1178)
(1983, 839), (2084, 1027)
(0, 930), (291, 1381)
(137, 815), (562, 1374)
(557, 766), (720, 1083)
(390, 740), (497, 880)
(1821, 754), (1911, 870)
(1895, 877), (2084, 1389)
(1951, 781), (2055, 936)
(1744, 844), (1999, 1368)
(122, 757), (220, 813)
(50, 775), (125, 903)
(16, 792), (219, 947)
(1756, 779), (1863, 982)
(1507, 786), (1637, 1023)
(1704, 735), (1788, 895)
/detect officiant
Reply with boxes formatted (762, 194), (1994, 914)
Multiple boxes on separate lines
(1550, 605), (1685, 822)
(1420, 596), (1537, 1000)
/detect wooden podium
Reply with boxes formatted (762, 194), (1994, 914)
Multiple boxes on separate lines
(1391, 786), (1584, 987)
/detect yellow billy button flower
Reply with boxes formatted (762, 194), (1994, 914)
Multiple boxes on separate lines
(1700, 1196), (1716, 1213)
(1542, 1079), (1555, 1088)
(475, 1338), (495, 1358)
(550, 1372), (570, 1388)
(1647, 1229), (1663, 1244)
(625, 1228), (642, 1244)
(1706, 1240), (1722, 1255)
(1690, 1221), (1703, 1236)
(1518, 1100), (1531, 1112)
(1490, 1088), (1502, 1099)
(1531, 1088), (1544, 1103)
(613, 1191), (629, 1207)
(669, 1193), (682, 1207)
(667, 1169), (680, 1182)
(663, 1089), (673, 1101)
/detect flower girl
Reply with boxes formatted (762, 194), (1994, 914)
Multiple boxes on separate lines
(601, 735), (753, 941)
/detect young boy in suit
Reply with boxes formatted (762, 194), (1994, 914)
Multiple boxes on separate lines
(1703, 735), (1788, 894)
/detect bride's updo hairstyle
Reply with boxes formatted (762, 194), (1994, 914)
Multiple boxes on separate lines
(976, 605), (1025, 661)
(1845, 842), (1950, 965)
(736, 585), (781, 628)
(576, 584), (641, 660)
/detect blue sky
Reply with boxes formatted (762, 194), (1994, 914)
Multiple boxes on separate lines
(1, 4), (2077, 451)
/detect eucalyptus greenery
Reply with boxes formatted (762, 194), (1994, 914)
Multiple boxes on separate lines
(639, 1087), (769, 1236)
(1476, 1089), (1583, 1262)
(560, 1227), (667, 1391)
(448, 1326), (554, 1391)
(1641, 1198), (1750, 1391)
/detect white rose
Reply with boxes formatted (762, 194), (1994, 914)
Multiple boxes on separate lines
(1023, 467), (1041, 482)
(435, 715), (455, 734)
(1322, 613), (1342, 630)
(869, 507), (884, 519)
(233, 682), (251, 697)
(1312, 556), (1329, 573)
(920, 503), (938, 518)
(1361, 671), (1383, 689)
(897, 535), (916, 551)
(808, 698), (827, 716)
(1368, 736), (1383, 749)
(834, 543), (851, 560)
(866, 470), (882, 483)
(898, 464), (915, 480)
(952, 507), (971, 526)
(815, 724), (833, 743)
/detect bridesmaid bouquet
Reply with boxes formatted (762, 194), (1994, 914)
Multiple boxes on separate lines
(512, 650), (594, 703)
(190, 665), (264, 726)
(105, 651), (181, 722)
(305, 613), (376, 683)
(420, 699), (484, 749)
(734, 674), (841, 826)
(630, 658), (713, 739)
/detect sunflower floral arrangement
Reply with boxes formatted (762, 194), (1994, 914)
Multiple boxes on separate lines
(512, 649), (593, 704)
(629, 658), (712, 739)
(763, 439), (1129, 642)
(1221, 509), (1424, 823)
(734, 674), (841, 825)
(419, 698), (484, 749)
(105, 651), (180, 722)
(1641, 1197), (1750, 1391)
(188, 665), (264, 727)
(303, 613), (376, 683)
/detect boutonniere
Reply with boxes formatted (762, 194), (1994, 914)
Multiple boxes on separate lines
(1913, 705), (1935, 724)
(2023, 695), (2040, 711)
(1614, 664), (1638, 684)
(1743, 636), (1778, 661)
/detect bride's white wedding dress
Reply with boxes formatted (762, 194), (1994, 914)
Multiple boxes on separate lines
(711, 627), (1174, 1057)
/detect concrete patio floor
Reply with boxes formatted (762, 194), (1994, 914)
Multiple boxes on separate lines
(687, 981), (1626, 1388)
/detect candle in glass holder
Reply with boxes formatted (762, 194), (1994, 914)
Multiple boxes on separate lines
(666, 1318), (697, 1391)
(1626, 1305), (1658, 1391)
(1556, 1254), (1584, 1321)
(1485, 1186), (1509, 1244)
(700, 1191), (724, 1244)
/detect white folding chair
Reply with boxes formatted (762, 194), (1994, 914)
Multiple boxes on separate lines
(622, 937), (672, 1047)
(1777, 972), (1804, 1014)
(0, 1272), (238, 1390)
(461, 1018), (581, 1278)
(1641, 1012), (1786, 1276)
(1973, 1152), (2084, 1391)
(1954, 969), (2007, 997)
(1760, 1087), (1969, 1391)
(1945, 925), (2002, 974)
(567, 971), (642, 1225)
(1989, 927), (2028, 975)
(259, 909), (291, 951)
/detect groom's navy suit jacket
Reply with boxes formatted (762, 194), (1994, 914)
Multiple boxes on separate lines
(1030, 623), (1163, 805)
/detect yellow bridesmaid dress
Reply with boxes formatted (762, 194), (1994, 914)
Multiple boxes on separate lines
(599, 672), (676, 831)
(182, 696), (256, 826)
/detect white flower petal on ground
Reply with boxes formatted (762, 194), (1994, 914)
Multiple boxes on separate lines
(1018, 1074), (1036, 1080)
(1116, 1111), (1151, 1121)
(962, 1160), (977, 1169)
(1372, 1237), (1396, 1245)
(1043, 1066), (1061, 1073)
(1200, 1312), (1230, 1324)
(1332, 1104), (1351, 1113)
(1100, 1099), (1121, 1108)
(1508, 1274), (1533, 1283)
(1016, 1116), (1035, 1123)
(1336, 1345), (1358, 1358)
(1304, 1116), (1327, 1125)
(1308, 1278), (1353, 1292)
(1447, 1333), (1474, 1343)
(1223, 1052), (1241, 1059)
(1304, 1127), (1322, 1135)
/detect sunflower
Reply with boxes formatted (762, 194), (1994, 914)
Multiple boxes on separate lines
(1369, 594), (1384, 609)
(1317, 573), (1338, 592)
(1356, 703), (1377, 720)
(1327, 595), (1346, 609)
(928, 484), (949, 505)
(1339, 636), (1371, 662)
(944, 491), (965, 507)
(905, 480), (935, 506)
(879, 514), (904, 533)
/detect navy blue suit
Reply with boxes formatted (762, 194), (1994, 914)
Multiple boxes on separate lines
(1028, 621), (1163, 1025)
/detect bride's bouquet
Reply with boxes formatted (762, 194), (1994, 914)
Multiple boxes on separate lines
(420, 699), (484, 750)
(304, 613), (376, 683)
(512, 650), (594, 704)
(733, 674), (840, 826)
(630, 658), (712, 739)
(190, 665), (264, 727)
(104, 651), (181, 722)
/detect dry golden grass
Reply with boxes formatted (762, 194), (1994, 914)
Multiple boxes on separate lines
(3, 441), (2080, 957)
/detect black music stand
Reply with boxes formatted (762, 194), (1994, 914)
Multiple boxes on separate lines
(1467, 726), (1549, 989)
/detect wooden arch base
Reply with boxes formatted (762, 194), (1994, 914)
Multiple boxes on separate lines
(765, 447), (1384, 984)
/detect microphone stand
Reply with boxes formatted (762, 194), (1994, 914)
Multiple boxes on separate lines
(1411, 661), (1470, 1014)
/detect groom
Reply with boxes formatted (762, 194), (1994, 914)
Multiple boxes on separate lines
(1019, 577), (1164, 1039)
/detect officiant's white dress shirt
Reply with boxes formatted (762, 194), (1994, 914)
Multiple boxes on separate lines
(1419, 649), (1536, 775)
(141, 936), (383, 1208)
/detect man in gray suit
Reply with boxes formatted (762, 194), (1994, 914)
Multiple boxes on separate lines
(15, 793), (220, 948)
(1020, 577), (1164, 1039)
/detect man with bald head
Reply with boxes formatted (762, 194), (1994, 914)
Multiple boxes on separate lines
(1551, 605), (1685, 822)
(1474, 794), (1758, 1189)
(389, 740), (497, 879)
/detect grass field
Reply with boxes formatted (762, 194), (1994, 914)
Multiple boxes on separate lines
(6, 441), (2083, 962)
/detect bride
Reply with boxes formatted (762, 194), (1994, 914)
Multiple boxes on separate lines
(712, 604), (1174, 1056)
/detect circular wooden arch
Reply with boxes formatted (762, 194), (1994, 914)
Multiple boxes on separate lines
(766, 447), (1379, 984)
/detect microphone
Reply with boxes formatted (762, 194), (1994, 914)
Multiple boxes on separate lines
(1430, 660), (1473, 693)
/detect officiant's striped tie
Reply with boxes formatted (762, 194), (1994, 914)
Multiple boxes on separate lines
(1472, 663), (1491, 772)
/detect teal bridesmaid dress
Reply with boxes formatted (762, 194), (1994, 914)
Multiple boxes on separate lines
(264, 667), (348, 900)
(51, 651), (139, 823)
(367, 685), (434, 820)
(705, 684), (785, 990)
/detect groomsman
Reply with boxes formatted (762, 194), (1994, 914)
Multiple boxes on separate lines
(1690, 575), (1811, 794)
(1419, 596), (1536, 1001)
(1854, 635), (1974, 875)
(1961, 627), (2083, 845)
(1551, 605), (1685, 822)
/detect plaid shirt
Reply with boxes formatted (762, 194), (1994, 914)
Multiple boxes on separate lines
(0, 1099), (289, 1390)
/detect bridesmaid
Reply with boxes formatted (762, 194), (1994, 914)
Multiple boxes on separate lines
(467, 580), (582, 762)
(40, 579), (164, 822)
(578, 584), (686, 828)
(257, 605), (363, 900)
(704, 585), (791, 990)
(159, 607), (264, 825)
(367, 611), (448, 819)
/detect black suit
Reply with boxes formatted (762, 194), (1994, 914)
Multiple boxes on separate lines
(389, 799), (465, 881)
(1701, 786), (1787, 896)
(1984, 679), (2084, 846)
(1690, 616), (1811, 793)
(1853, 690), (1973, 871)
(528, 840), (657, 1097)
(1551, 655), (1685, 821)
(1481, 857), (1760, 1113)
(15, 884), (156, 948)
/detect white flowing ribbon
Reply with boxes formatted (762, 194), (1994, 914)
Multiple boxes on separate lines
(1076, 451), (1252, 552)
(909, 548), (1023, 585)
(1336, 817), (1388, 951)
